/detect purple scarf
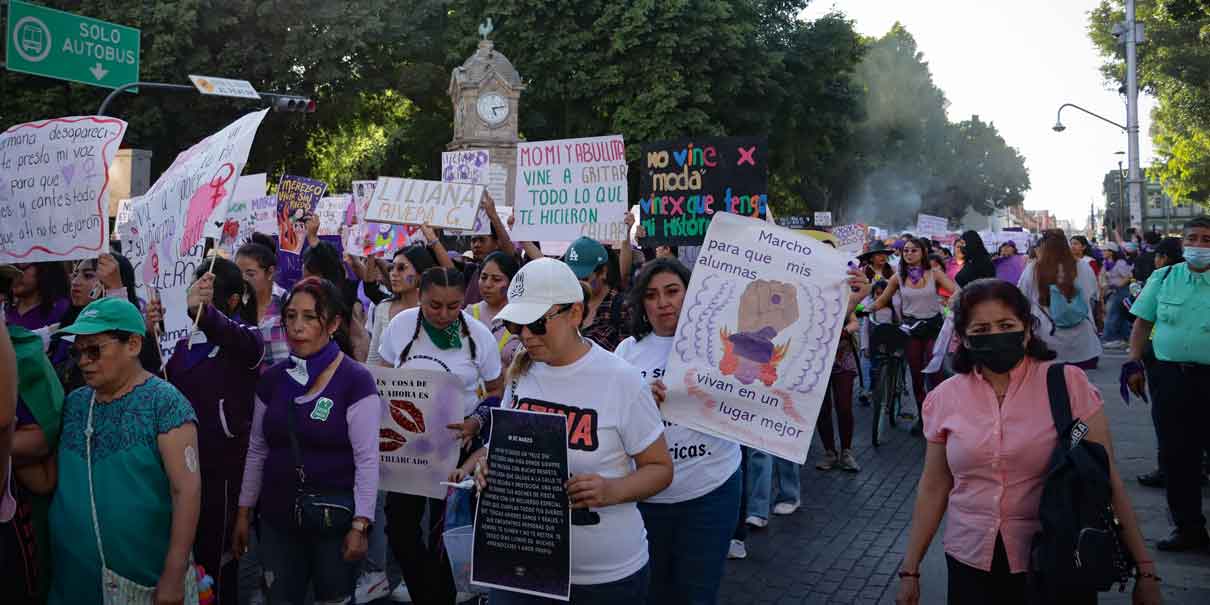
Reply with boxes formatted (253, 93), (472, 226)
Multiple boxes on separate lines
(281, 340), (341, 402)
(906, 265), (926, 285)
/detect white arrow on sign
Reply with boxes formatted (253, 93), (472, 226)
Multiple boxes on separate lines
(89, 63), (108, 80)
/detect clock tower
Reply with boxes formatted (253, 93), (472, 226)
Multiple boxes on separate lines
(448, 29), (524, 207)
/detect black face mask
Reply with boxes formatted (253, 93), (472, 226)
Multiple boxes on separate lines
(966, 331), (1027, 374)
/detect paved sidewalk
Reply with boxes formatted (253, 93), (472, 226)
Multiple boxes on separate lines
(718, 354), (1210, 604)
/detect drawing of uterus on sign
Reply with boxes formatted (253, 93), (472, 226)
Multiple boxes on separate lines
(720, 280), (798, 386)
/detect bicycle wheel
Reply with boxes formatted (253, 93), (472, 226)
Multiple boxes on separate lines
(887, 358), (904, 430)
(872, 360), (892, 447)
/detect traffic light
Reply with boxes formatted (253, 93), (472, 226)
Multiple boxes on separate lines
(272, 95), (316, 112)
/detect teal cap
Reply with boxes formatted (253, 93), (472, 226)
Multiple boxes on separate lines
(56, 297), (146, 337)
(562, 236), (608, 279)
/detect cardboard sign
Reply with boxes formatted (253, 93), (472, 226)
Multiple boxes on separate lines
(361, 222), (426, 257)
(915, 213), (948, 238)
(442, 150), (492, 235)
(662, 212), (849, 463)
(472, 408), (570, 601)
(370, 367), (464, 500)
(512, 135), (628, 242)
(0, 115), (126, 263)
(364, 177), (483, 231)
(831, 223), (868, 253)
(638, 136), (767, 246)
(276, 174), (328, 254)
(316, 195), (351, 236)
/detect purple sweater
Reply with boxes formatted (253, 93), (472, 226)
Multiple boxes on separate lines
(239, 354), (381, 522)
(166, 305), (264, 471)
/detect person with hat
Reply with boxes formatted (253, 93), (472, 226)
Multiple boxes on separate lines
(47, 297), (201, 604)
(1125, 215), (1210, 552)
(454, 257), (673, 604)
(860, 246), (895, 283)
(564, 236), (632, 351)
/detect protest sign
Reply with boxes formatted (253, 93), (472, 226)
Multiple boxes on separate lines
(113, 198), (133, 240)
(361, 222), (426, 257)
(369, 367), (463, 500)
(132, 109), (268, 355)
(276, 174), (327, 254)
(512, 135), (628, 242)
(814, 211), (833, 227)
(638, 136), (767, 246)
(662, 212), (849, 463)
(316, 195), (351, 236)
(774, 216), (811, 230)
(472, 408), (570, 601)
(364, 177), (483, 231)
(915, 213), (948, 238)
(0, 116), (127, 263)
(831, 223), (868, 254)
(205, 172), (266, 239)
(351, 180), (377, 219)
(251, 195), (277, 236)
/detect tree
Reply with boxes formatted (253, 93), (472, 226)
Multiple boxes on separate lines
(1089, 0), (1210, 205)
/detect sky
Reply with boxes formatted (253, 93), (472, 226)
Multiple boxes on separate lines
(802, 0), (1155, 228)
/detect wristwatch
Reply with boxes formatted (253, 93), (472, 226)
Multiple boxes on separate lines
(351, 518), (371, 533)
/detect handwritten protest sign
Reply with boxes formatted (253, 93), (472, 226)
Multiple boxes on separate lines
(512, 135), (628, 242)
(369, 367), (463, 499)
(472, 408), (571, 600)
(251, 195), (277, 237)
(113, 198), (133, 240)
(831, 223), (868, 254)
(276, 175), (327, 254)
(205, 172), (266, 239)
(443, 150), (492, 235)
(361, 222), (426, 256)
(129, 110), (268, 356)
(915, 213), (948, 238)
(662, 212), (849, 463)
(0, 116), (127, 263)
(365, 177), (482, 230)
(638, 136), (767, 246)
(316, 195), (351, 236)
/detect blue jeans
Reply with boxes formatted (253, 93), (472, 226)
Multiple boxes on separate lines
(746, 450), (800, 520)
(488, 562), (649, 605)
(1103, 286), (1132, 341)
(258, 520), (358, 604)
(638, 469), (741, 605)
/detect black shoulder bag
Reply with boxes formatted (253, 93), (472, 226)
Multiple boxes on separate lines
(1028, 364), (1134, 600)
(287, 395), (357, 536)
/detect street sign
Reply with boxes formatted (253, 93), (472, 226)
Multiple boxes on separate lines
(5, 0), (139, 89)
(189, 75), (260, 100)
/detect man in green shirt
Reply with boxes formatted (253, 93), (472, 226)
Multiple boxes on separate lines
(1127, 215), (1210, 552)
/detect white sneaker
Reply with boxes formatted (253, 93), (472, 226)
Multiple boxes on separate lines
(772, 501), (800, 516)
(745, 515), (768, 528)
(355, 571), (391, 604)
(727, 539), (748, 559)
(1104, 340), (1127, 350)
(389, 581), (413, 603)
(816, 450), (838, 471)
(839, 449), (861, 472)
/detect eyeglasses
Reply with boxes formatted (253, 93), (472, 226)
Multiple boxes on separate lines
(70, 339), (120, 363)
(504, 304), (573, 336)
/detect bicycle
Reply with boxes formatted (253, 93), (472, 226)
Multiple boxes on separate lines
(859, 309), (914, 447)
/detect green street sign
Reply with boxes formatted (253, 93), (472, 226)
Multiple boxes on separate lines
(5, 0), (139, 89)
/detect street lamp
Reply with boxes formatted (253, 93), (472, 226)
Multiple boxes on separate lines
(1052, 103), (1126, 133)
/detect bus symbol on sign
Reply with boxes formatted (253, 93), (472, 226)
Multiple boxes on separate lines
(13, 16), (51, 62)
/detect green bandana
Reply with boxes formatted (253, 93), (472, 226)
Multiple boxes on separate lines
(422, 316), (463, 350)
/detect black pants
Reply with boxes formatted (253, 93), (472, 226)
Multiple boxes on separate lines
(386, 493), (456, 605)
(732, 447), (750, 542)
(946, 535), (1096, 605)
(1151, 360), (1210, 529)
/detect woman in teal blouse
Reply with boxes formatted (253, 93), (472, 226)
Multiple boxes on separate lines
(48, 298), (201, 604)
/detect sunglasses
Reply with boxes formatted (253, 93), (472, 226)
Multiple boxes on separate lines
(504, 304), (573, 336)
(69, 339), (120, 363)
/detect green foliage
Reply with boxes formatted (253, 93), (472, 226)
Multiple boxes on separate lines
(1090, 0), (1210, 205)
(847, 25), (1029, 227)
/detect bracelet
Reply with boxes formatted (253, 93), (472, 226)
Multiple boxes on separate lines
(897, 571), (921, 579)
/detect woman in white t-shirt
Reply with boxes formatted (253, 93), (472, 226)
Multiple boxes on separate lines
(1017, 230), (1103, 369)
(457, 258), (673, 605)
(614, 258), (742, 605)
(377, 266), (503, 603)
(467, 251), (522, 371)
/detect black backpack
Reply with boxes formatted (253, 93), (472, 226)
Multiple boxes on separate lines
(1028, 364), (1134, 599)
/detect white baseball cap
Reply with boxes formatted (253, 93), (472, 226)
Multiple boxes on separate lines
(495, 258), (585, 326)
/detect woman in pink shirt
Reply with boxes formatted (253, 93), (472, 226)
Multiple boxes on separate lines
(895, 279), (1160, 605)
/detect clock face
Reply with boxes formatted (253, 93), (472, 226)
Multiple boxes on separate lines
(477, 93), (509, 126)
